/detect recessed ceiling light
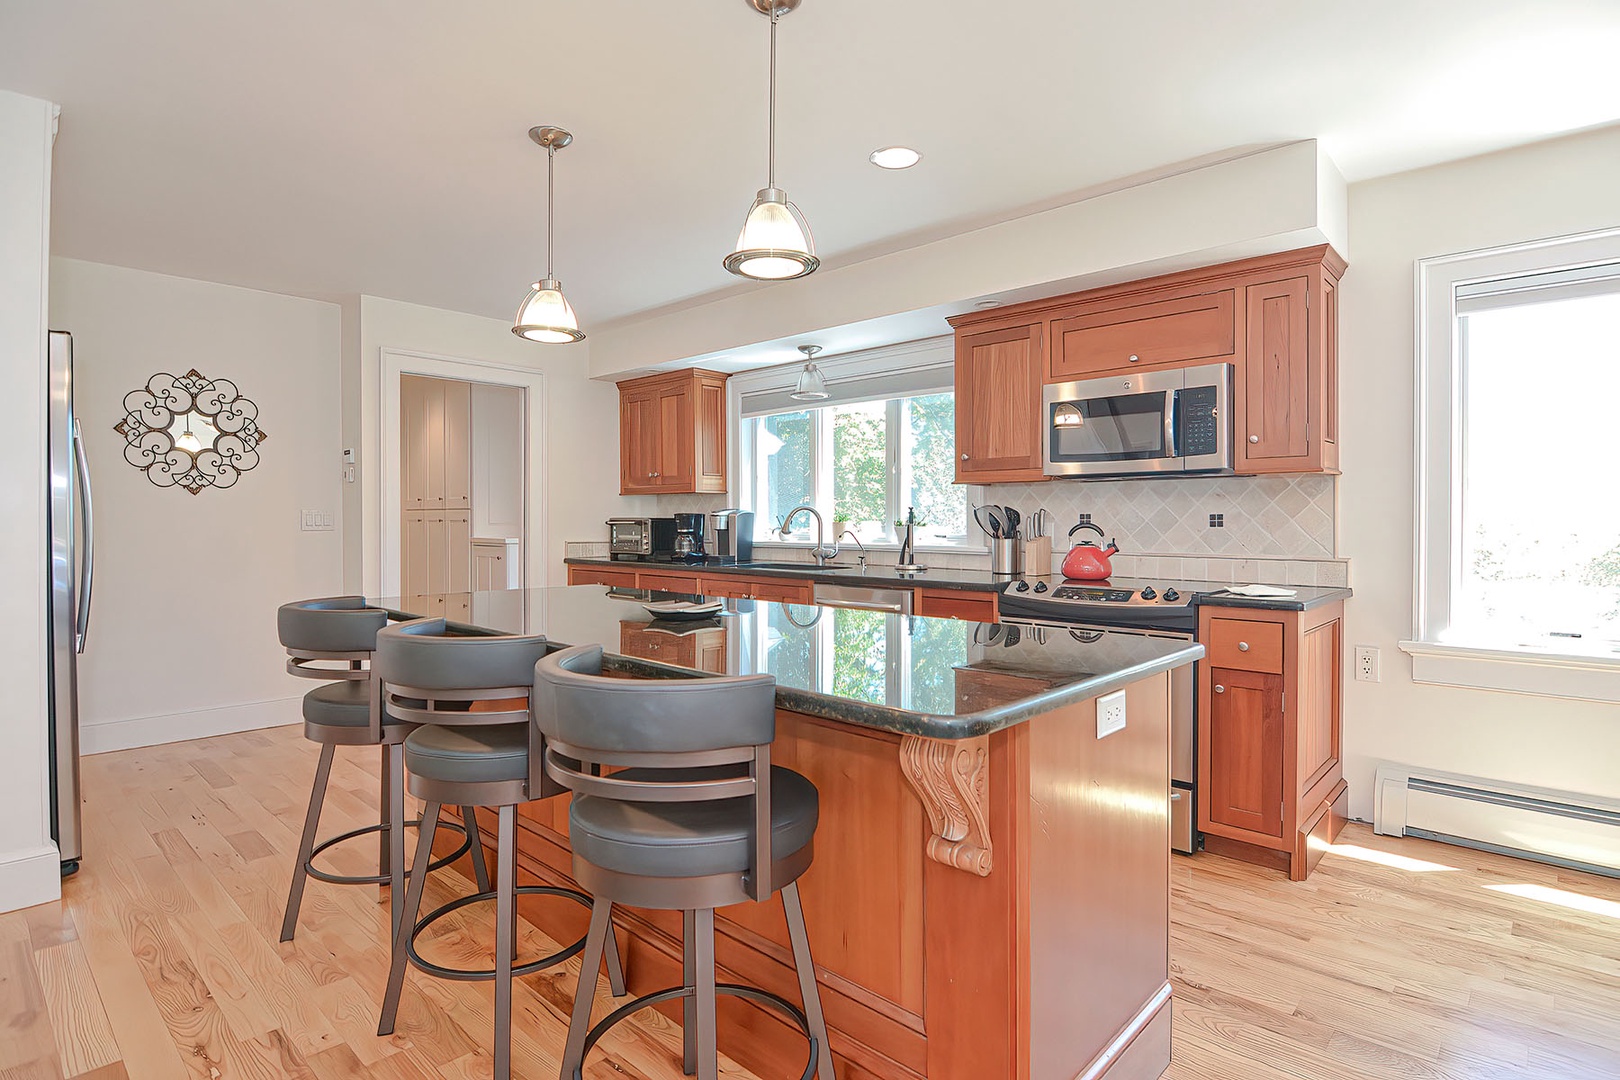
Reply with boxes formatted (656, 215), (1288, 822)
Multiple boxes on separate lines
(974, 299), (1002, 309)
(869, 146), (922, 170)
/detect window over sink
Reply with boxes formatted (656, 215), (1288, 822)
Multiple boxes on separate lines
(1407, 228), (1620, 700)
(734, 338), (976, 549)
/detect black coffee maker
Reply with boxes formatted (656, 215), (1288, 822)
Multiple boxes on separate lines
(672, 512), (707, 563)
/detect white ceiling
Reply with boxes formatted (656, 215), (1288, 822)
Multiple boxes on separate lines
(4, 0), (1619, 331)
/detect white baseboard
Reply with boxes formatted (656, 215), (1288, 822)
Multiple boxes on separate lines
(0, 843), (63, 913)
(82, 696), (303, 755)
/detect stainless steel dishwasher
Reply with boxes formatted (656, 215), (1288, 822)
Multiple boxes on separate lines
(811, 582), (914, 614)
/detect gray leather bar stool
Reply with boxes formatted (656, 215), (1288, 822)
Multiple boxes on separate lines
(374, 619), (626, 1080)
(534, 644), (835, 1080)
(276, 596), (484, 943)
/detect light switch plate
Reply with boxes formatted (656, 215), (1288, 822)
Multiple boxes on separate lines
(1097, 690), (1127, 739)
(300, 509), (335, 532)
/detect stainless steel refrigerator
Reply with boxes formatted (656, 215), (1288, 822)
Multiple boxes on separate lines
(46, 329), (93, 874)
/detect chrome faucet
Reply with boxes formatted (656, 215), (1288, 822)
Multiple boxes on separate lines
(779, 505), (841, 565)
(839, 529), (868, 570)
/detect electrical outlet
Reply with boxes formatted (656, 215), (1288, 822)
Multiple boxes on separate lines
(1097, 690), (1127, 739)
(1355, 646), (1380, 682)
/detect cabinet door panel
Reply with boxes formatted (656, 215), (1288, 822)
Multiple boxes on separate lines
(442, 378), (471, 509)
(424, 378), (447, 509)
(402, 511), (430, 596)
(1050, 289), (1234, 379)
(401, 377), (428, 510)
(956, 323), (1044, 482)
(657, 383), (694, 491)
(1239, 277), (1310, 467)
(695, 377), (727, 493)
(444, 510), (472, 593)
(426, 515), (449, 595)
(1205, 667), (1285, 837)
(620, 390), (659, 494)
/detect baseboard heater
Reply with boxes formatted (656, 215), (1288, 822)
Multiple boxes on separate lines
(1374, 765), (1620, 879)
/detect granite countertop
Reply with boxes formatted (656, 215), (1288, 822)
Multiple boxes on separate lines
(565, 557), (1352, 611)
(372, 585), (1202, 741)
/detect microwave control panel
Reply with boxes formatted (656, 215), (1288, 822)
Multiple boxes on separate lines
(1176, 385), (1220, 455)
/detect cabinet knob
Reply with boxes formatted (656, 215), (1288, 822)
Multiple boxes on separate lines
(650, 471), (660, 478)
(1128, 354), (1140, 363)
(961, 453), (969, 460)
(1249, 434), (1260, 444)
(1238, 641), (1250, 652)
(1214, 684), (1225, 694)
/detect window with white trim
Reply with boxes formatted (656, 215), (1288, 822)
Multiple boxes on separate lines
(734, 339), (975, 548)
(1409, 229), (1620, 698)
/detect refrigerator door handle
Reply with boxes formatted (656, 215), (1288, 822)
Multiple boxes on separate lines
(73, 418), (94, 654)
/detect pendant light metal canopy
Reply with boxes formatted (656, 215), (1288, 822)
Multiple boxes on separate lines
(724, 0), (819, 282)
(790, 344), (829, 401)
(513, 125), (585, 343)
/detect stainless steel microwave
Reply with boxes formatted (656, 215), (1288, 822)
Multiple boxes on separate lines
(1042, 362), (1233, 478)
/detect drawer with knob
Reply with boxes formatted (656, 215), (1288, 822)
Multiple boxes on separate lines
(1205, 617), (1284, 673)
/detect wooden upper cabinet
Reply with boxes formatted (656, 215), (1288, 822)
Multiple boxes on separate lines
(616, 369), (728, 495)
(1049, 288), (1235, 380)
(951, 322), (1046, 483)
(949, 245), (1345, 479)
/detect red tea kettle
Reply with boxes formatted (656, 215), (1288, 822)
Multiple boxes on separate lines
(1062, 522), (1119, 580)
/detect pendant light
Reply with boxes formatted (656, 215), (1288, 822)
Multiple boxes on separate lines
(790, 344), (828, 401)
(175, 414), (203, 454)
(723, 0), (819, 281)
(513, 126), (585, 343)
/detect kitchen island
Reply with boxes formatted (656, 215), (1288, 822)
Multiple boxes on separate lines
(376, 585), (1202, 1080)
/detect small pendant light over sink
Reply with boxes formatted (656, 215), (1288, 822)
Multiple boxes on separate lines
(513, 126), (585, 343)
(723, 0), (819, 281)
(790, 344), (828, 401)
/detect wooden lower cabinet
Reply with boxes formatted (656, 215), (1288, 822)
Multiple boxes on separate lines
(1197, 600), (1346, 880)
(619, 619), (728, 673)
(914, 588), (999, 622)
(566, 564), (640, 588)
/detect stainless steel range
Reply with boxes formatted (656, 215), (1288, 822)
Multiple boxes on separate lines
(997, 576), (1199, 854)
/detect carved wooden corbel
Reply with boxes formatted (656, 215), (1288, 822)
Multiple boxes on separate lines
(899, 734), (992, 876)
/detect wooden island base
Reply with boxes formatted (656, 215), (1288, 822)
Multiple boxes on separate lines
(438, 671), (1174, 1080)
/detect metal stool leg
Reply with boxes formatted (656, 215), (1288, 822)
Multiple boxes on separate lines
(281, 742), (335, 942)
(493, 805), (516, 1080)
(694, 908), (718, 1080)
(387, 743), (406, 938)
(461, 805), (492, 894)
(561, 897), (614, 1078)
(378, 801), (441, 1036)
(378, 743), (392, 882)
(682, 909), (697, 1075)
(604, 914), (626, 997)
(784, 882), (835, 1080)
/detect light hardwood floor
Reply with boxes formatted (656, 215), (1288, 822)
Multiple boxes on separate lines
(4, 726), (1618, 1080)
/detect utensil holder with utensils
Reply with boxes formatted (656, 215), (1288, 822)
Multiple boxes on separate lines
(990, 537), (1023, 576)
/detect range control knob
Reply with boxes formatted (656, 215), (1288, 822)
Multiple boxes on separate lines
(1033, 581), (1049, 593)
(1014, 580), (1031, 592)
(1139, 586), (1157, 600)
(1162, 588), (1180, 602)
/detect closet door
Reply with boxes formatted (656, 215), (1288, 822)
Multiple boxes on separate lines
(424, 379), (447, 509)
(401, 377), (429, 510)
(442, 379), (472, 510)
(445, 510), (472, 593)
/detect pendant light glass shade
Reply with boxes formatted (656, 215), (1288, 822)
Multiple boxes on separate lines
(513, 126), (585, 343)
(789, 343), (828, 400)
(725, 1), (818, 281)
(726, 188), (819, 280)
(513, 278), (584, 343)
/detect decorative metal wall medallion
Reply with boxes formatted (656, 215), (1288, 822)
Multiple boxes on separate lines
(113, 370), (268, 494)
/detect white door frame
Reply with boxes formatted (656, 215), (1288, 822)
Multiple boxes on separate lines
(378, 347), (546, 599)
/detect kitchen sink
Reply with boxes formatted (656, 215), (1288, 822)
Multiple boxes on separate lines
(742, 561), (858, 571)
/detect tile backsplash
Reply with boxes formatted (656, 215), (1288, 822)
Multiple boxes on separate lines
(986, 474), (1337, 560)
(569, 475), (1346, 587)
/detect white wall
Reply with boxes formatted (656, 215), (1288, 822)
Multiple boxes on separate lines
(0, 90), (59, 912)
(1339, 125), (1620, 820)
(352, 296), (647, 596)
(50, 259), (345, 753)
(470, 382), (523, 541)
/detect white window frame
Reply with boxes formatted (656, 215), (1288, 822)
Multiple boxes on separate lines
(1402, 227), (1620, 702)
(730, 337), (986, 555)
